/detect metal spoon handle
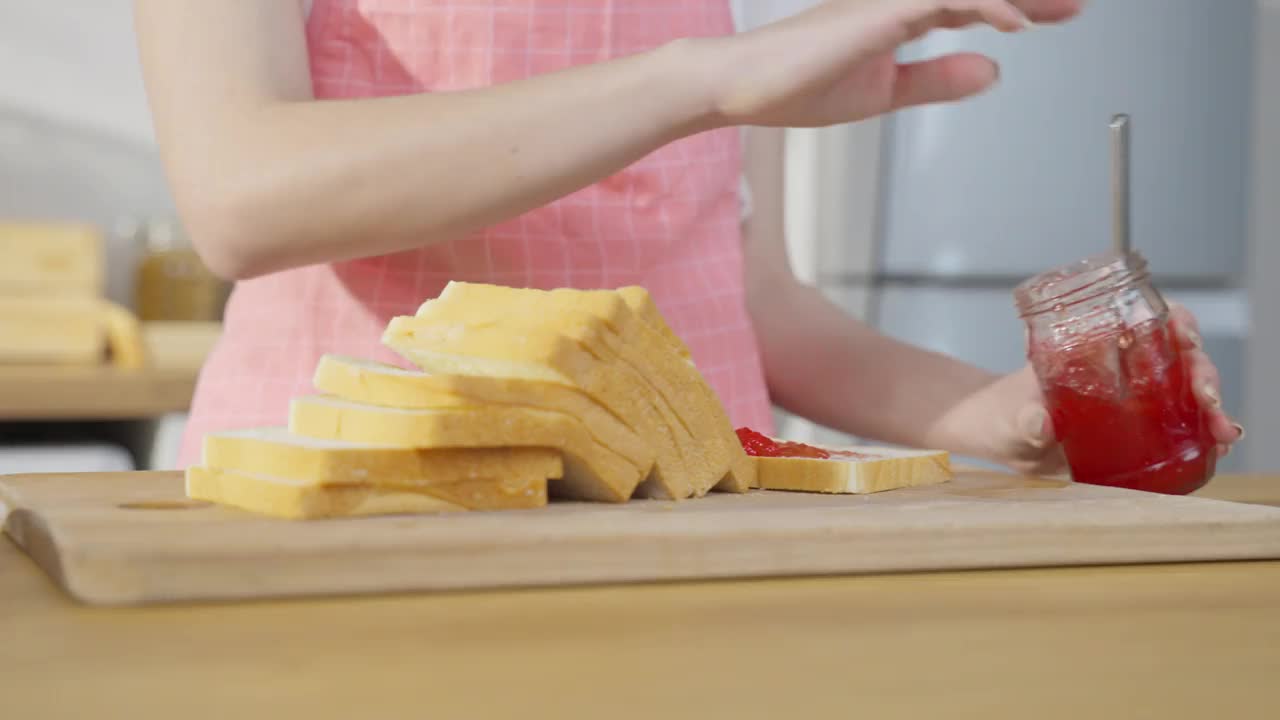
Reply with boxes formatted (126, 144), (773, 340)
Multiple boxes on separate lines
(1111, 114), (1132, 256)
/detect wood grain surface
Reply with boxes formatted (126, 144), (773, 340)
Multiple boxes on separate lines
(5, 469), (1280, 606)
(0, 474), (1277, 718)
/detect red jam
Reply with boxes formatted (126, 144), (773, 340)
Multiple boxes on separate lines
(1037, 320), (1215, 495)
(735, 427), (870, 460)
(1017, 251), (1216, 495)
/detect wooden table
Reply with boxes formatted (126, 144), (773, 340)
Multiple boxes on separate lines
(0, 323), (218, 420)
(3, 475), (1279, 718)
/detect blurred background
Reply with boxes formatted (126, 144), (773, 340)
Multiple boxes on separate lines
(763, 0), (1279, 475)
(0, 0), (1275, 473)
(1, 0), (224, 473)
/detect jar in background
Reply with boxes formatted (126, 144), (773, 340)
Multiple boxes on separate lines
(1014, 251), (1215, 495)
(133, 219), (227, 322)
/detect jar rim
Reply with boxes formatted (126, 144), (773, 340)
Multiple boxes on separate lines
(1014, 250), (1149, 318)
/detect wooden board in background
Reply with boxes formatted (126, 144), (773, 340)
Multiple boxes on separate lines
(0, 322), (217, 420)
(0, 365), (198, 420)
(0, 221), (102, 297)
(4, 469), (1280, 606)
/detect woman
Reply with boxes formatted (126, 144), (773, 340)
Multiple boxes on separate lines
(134, 0), (1242, 471)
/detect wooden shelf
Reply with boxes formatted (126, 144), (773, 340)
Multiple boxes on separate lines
(0, 322), (218, 421)
(0, 364), (199, 420)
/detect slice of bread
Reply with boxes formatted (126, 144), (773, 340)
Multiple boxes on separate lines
(287, 394), (641, 503)
(384, 309), (691, 499)
(611, 286), (755, 494)
(432, 282), (752, 496)
(312, 354), (652, 476)
(202, 426), (563, 487)
(752, 446), (952, 494)
(185, 466), (547, 519)
(428, 284), (700, 465)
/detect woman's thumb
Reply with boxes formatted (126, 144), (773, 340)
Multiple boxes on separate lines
(1016, 404), (1055, 448)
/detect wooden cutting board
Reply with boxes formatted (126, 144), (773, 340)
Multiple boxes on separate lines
(5, 469), (1280, 606)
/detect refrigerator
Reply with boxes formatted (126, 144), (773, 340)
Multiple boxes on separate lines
(781, 0), (1256, 473)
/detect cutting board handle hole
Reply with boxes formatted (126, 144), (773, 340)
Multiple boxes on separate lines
(118, 499), (212, 511)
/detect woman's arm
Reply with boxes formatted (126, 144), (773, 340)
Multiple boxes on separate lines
(135, 0), (1077, 279)
(741, 126), (1006, 461)
(742, 126), (1240, 471)
(134, 1), (715, 279)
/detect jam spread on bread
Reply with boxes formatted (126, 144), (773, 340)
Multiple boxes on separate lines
(735, 428), (870, 460)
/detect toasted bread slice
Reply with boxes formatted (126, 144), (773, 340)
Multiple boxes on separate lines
(288, 394), (640, 503)
(752, 446), (952, 494)
(202, 426), (563, 488)
(434, 283), (752, 495)
(383, 311), (689, 498)
(185, 466), (547, 519)
(312, 354), (651, 476)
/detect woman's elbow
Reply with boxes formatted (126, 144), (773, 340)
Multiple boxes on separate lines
(180, 193), (286, 281)
(185, 219), (265, 281)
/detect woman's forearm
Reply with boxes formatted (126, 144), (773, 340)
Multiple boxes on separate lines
(739, 127), (997, 452)
(136, 1), (716, 279)
(751, 282), (1000, 455)
(139, 0), (1083, 280)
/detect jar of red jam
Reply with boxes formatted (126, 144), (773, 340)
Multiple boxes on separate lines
(1013, 250), (1215, 495)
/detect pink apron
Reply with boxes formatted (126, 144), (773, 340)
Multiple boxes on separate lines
(177, 0), (774, 468)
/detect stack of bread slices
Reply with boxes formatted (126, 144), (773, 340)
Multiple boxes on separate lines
(186, 281), (755, 519)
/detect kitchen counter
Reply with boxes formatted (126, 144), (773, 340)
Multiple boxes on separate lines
(0, 322), (218, 420)
(3, 474), (1279, 718)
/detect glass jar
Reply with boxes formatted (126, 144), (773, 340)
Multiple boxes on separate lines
(133, 219), (228, 322)
(1013, 250), (1215, 495)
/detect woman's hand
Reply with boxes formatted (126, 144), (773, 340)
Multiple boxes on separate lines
(705, 0), (1083, 127)
(967, 304), (1245, 476)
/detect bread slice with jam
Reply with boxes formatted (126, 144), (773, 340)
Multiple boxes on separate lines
(738, 429), (952, 494)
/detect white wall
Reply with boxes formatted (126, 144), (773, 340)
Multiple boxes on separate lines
(0, 0), (156, 147)
(0, 0), (174, 307)
(1246, 0), (1280, 471)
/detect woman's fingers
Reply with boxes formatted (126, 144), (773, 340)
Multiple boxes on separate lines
(1016, 403), (1055, 448)
(1009, 0), (1084, 23)
(1188, 350), (1222, 409)
(1186, 349), (1245, 445)
(906, 0), (1082, 36)
(1170, 302), (1243, 446)
(1210, 414), (1245, 447)
(902, 0), (1030, 42)
(892, 52), (999, 109)
(1167, 301), (1203, 350)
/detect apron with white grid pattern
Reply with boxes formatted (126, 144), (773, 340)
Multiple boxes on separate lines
(177, 0), (774, 467)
